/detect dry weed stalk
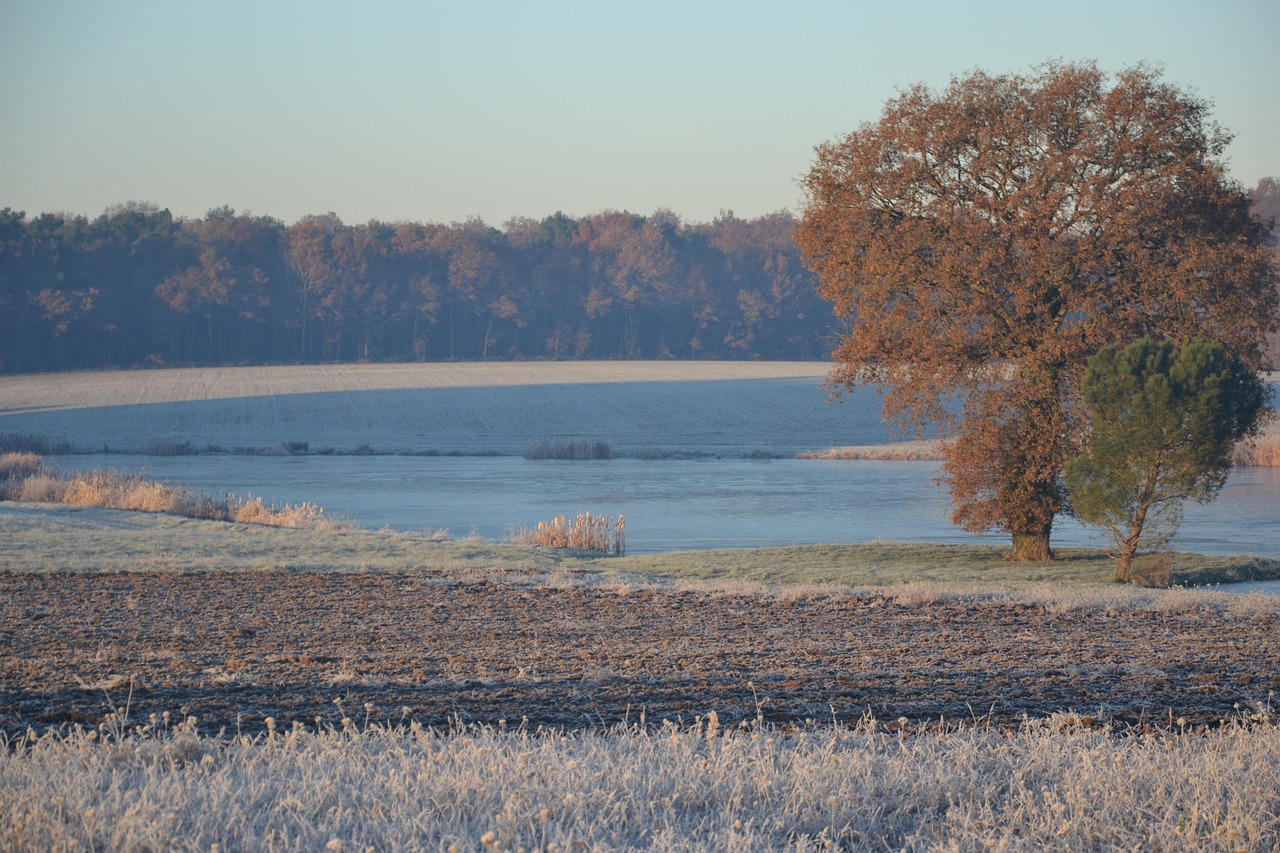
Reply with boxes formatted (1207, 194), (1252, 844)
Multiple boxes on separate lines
(509, 512), (625, 555)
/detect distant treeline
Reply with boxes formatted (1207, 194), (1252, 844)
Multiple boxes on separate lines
(0, 204), (834, 374)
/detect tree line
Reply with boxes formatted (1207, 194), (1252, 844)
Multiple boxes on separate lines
(0, 205), (831, 374)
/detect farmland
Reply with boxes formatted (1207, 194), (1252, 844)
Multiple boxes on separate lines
(0, 362), (906, 457)
(2, 362), (1280, 850)
(4, 361), (1273, 461)
(2, 509), (1279, 849)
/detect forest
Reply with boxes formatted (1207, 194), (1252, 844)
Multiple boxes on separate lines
(2, 176), (1276, 376)
(0, 204), (833, 374)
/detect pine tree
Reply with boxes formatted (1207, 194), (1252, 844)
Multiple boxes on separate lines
(1063, 336), (1267, 583)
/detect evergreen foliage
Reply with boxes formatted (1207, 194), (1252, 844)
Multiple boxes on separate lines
(1064, 336), (1267, 583)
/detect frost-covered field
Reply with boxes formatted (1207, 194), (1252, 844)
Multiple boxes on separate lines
(4, 364), (1279, 850)
(4, 362), (1269, 459)
(3, 715), (1276, 852)
(0, 362), (899, 456)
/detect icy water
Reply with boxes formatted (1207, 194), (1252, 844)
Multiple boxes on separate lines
(47, 454), (1279, 557)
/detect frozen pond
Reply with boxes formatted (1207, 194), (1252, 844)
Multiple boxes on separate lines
(46, 454), (1280, 558)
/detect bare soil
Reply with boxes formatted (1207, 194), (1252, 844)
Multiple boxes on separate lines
(2, 570), (1276, 737)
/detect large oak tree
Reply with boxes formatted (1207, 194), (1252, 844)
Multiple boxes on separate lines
(795, 61), (1277, 560)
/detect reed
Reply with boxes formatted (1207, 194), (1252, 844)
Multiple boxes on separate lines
(508, 512), (625, 555)
(524, 438), (614, 460)
(1233, 431), (1280, 466)
(0, 455), (350, 532)
(0, 452), (43, 483)
(797, 439), (944, 461)
(0, 433), (72, 455)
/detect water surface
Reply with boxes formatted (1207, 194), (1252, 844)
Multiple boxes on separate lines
(48, 454), (1279, 558)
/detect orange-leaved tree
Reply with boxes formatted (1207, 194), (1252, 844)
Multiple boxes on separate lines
(795, 61), (1277, 560)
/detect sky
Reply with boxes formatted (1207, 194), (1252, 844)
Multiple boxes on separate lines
(2, 0), (1277, 227)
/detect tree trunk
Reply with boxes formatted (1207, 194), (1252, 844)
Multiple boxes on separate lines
(1114, 498), (1152, 583)
(1111, 466), (1161, 585)
(1114, 550), (1135, 583)
(1008, 528), (1054, 561)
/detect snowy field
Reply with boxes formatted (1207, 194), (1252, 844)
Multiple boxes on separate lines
(0, 362), (905, 456)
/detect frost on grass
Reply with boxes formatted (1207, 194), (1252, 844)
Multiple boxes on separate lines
(2, 714), (1277, 852)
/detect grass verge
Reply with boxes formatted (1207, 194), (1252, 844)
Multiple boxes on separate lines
(606, 541), (1280, 589)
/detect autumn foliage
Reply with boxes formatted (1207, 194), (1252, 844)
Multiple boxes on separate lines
(796, 61), (1278, 560)
(0, 206), (823, 373)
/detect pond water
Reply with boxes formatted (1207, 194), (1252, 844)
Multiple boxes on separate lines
(47, 454), (1279, 558)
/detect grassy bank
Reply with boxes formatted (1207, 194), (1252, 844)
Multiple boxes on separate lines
(2, 501), (1277, 590)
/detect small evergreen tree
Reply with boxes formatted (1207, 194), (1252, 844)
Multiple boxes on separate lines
(1064, 336), (1268, 583)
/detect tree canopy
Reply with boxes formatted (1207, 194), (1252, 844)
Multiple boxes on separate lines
(0, 207), (827, 373)
(1063, 336), (1267, 583)
(796, 60), (1278, 560)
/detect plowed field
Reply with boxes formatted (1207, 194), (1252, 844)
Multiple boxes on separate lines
(3, 569), (1276, 737)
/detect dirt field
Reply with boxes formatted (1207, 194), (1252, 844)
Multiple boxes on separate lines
(3, 569), (1277, 738)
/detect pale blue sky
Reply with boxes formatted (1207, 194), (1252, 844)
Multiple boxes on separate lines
(2, 0), (1277, 226)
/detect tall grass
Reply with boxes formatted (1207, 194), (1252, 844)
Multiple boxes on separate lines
(508, 512), (626, 555)
(0, 453), (350, 532)
(2, 712), (1276, 851)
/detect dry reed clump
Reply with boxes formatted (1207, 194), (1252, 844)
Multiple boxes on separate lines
(524, 438), (614, 460)
(508, 512), (625, 555)
(1233, 431), (1280, 466)
(797, 439), (944, 461)
(0, 452), (43, 485)
(0, 456), (350, 532)
(1127, 552), (1174, 588)
(3, 713), (1278, 851)
(0, 433), (73, 455)
(224, 493), (341, 529)
(884, 582), (995, 607)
